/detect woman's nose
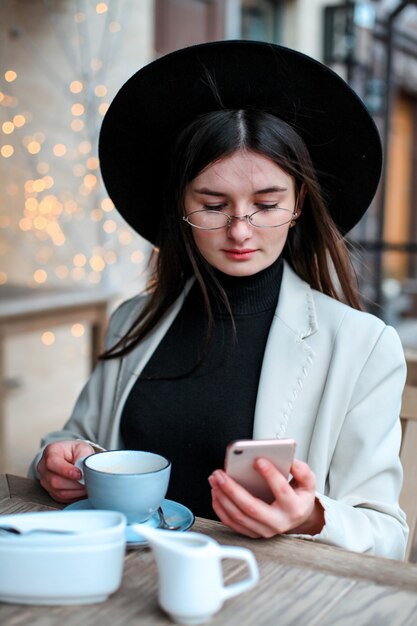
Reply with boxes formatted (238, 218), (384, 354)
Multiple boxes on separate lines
(226, 215), (253, 240)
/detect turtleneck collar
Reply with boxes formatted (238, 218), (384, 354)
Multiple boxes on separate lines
(208, 256), (284, 317)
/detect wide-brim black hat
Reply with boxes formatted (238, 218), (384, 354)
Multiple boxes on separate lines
(99, 40), (382, 242)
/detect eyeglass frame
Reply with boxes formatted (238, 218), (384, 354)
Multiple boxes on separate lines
(182, 206), (299, 231)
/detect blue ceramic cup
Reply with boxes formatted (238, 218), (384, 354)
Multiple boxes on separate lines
(76, 450), (171, 523)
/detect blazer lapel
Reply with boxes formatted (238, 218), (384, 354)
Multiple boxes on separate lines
(253, 263), (318, 441)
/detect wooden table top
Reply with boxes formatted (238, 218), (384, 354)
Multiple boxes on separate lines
(1, 474), (417, 625)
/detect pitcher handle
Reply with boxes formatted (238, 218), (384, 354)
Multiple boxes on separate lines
(219, 546), (259, 600)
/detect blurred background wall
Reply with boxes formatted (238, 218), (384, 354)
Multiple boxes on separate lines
(1, 0), (416, 475)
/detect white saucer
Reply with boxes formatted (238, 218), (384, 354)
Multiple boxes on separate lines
(64, 499), (194, 548)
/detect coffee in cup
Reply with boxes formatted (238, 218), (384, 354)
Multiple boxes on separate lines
(76, 450), (171, 523)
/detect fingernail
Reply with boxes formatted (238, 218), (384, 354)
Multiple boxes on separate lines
(212, 470), (226, 485)
(70, 468), (81, 480)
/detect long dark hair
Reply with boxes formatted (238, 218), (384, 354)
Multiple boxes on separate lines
(101, 109), (362, 360)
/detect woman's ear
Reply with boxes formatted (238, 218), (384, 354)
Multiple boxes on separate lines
(294, 183), (307, 219)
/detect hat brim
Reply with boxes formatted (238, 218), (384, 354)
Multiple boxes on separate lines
(99, 40), (382, 242)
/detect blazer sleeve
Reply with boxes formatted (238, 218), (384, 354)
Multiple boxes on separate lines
(27, 296), (142, 479)
(290, 324), (408, 560)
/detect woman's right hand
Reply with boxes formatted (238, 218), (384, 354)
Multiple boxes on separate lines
(37, 440), (95, 503)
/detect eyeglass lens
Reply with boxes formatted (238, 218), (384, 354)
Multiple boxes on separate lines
(184, 208), (294, 229)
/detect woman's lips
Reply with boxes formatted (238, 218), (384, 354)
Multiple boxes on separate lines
(222, 248), (257, 260)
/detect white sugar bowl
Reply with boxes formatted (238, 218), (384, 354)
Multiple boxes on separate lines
(0, 510), (126, 605)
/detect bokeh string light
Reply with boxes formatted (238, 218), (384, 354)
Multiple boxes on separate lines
(0, 0), (148, 303)
(0, 1), (150, 350)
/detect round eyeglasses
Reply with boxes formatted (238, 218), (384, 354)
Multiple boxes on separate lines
(182, 207), (296, 230)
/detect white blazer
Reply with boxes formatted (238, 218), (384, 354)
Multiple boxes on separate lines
(30, 262), (408, 559)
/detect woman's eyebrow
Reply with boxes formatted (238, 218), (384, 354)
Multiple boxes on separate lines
(254, 186), (287, 194)
(193, 186), (288, 195)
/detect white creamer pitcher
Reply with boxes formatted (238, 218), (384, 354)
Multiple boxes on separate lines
(136, 526), (259, 625)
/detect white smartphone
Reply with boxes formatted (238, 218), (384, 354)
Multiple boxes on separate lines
(224, 438), (296, 503)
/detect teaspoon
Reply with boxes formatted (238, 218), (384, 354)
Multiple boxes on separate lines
(0, 525), (76, 536)
(157, 507), (181, 531)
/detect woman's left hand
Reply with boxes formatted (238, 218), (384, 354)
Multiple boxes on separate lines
(208, 458), (325, 538)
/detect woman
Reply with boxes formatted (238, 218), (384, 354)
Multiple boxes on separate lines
(30, 41), (408, 558)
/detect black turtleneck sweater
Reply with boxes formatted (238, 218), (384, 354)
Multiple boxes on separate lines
(120, 258), (283, 519)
